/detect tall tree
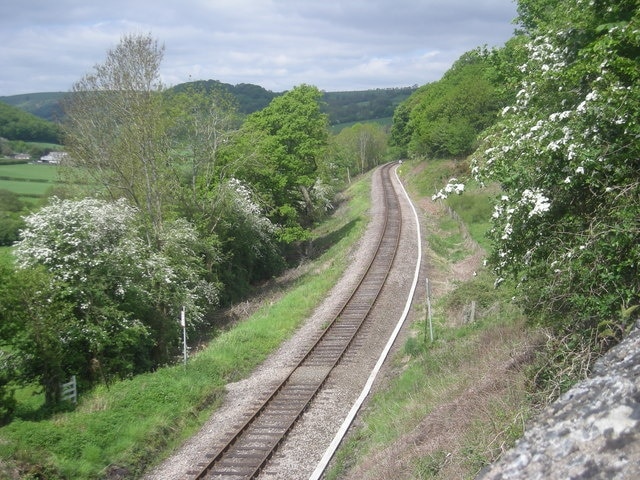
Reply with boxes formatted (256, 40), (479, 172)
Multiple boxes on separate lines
(62, 33), (170, 244)
(239, 84), (329, 242)
(335, 123), (388, 174)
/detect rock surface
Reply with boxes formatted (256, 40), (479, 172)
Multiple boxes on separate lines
(477, 321), (640, 480)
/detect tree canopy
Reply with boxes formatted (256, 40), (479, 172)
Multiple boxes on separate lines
(390, 49), (506, 159)
(436, 0), (640, 342)
(0, 101), (61, 143)
(5, 197), (218, 402)
(237, 84), (330, 242)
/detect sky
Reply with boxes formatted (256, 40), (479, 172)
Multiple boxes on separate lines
(0, 0), (519, 97)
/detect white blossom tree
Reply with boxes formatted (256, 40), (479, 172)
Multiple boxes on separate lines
(440, 0), (640, 338)
(13, 197), (219, 387)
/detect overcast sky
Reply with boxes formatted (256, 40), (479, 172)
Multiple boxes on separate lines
(0, 0), (519, 96)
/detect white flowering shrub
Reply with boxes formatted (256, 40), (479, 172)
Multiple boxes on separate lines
(13, 197), (219, 384)
(470, 0), (640, 334)
(214, 179), (284, 300)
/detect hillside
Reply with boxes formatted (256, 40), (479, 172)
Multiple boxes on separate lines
(0, 101), (61, 143)
(0, 92), (67, 123)
(1, 82), (416, 127)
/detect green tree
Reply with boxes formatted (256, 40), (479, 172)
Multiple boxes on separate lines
(12, 197), (218, 386)
(0, 102), (61, 143)
(239, 84), (330, 242)
(391, 49), (504, 159)
(0, 190), (26, 246)
(0, 265), (75, 406)
(165, 84), (242, 225)
(455, 0), (640, 340)
(62, 33), (170, 244)
(335, 123), (388, 175)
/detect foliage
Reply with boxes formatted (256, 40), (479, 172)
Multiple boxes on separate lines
(0, 170), (371, 479)
(390, 49), (507, 159)
(334, 123), (388, 175)
(438, 0), (640, 341)
(170, 79), (279, 114)
(322, 87), (416, 126)
(0, 189), (27, 246)
(9, 197), (218, 401)
(237, 84), (330, 241)
(211, 178), (285, 303)
(0, 101), (61, 143)
(61, 33), (171, 243)
(0, 92), (67, 123)
(3, 86), (414, 131)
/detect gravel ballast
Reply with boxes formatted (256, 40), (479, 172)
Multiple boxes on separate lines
(143, 164), (424, 480)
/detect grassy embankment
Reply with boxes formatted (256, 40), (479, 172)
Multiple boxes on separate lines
(0, 173), (373, 479)
(326, 158), (541, 480)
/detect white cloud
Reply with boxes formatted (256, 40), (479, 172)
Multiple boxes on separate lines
(0, 0), (518, 95)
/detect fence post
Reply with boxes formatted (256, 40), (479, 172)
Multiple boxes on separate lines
(426, 278), (433, 343)
(60, 375), (77, 404)
(181, 306), (187, 366)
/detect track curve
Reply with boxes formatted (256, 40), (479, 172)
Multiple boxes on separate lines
(188, 162), (404, 480)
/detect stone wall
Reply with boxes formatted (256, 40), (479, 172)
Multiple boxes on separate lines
(477, 322), (640, 479)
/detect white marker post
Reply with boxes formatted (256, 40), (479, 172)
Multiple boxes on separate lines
(180, 306), (187, 366)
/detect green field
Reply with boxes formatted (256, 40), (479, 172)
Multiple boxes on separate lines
(0, 163), (59, 198)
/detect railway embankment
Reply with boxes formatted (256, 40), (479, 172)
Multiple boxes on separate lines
(478, 321), (640, 479)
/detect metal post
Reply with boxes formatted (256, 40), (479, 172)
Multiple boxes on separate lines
(426, 278), (433, 342)
(181, 306), (187, 366)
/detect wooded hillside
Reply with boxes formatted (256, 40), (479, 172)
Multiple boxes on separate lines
(0, 101), (61, 143)
(1, 82), (415, 127)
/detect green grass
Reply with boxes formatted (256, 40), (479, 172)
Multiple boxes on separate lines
(427, 215), (469, 262)
(0, 247), (13, 265)
(0, 163), (59, 199)
(399, 158), (494, 251)
(326, 273), (531, 480)
(445, 182), (494, 252)
(0, 164), (59, 181)
(0, 172), (374, 479)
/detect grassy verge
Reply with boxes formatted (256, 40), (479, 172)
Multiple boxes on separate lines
(0, 175), (373, 479)
(326, 158), (539, 479)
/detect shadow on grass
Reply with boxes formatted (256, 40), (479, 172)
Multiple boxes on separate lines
(307, 218), (359, 261)
(199, 217), (360, 346)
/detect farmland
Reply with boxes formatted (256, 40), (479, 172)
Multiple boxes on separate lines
(0, 162), (59, 200)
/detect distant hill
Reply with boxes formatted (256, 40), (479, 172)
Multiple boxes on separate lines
(0, 92), (67, 123)
(169, 80), (280, 114)
(1, 81), (417, 127)
(322, 87), (416, 125)
(0, 100), (61, 143)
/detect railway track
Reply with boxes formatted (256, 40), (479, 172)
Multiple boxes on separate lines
(188, 162), (403, 480)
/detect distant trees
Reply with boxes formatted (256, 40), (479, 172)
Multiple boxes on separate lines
(0, 102), (61, 143)
(390, 49), (506, 159)
(322, 87), (415, 125)
(334, 123), (388, 175)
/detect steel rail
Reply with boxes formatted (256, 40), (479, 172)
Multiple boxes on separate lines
(188, 162), (402, 479)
